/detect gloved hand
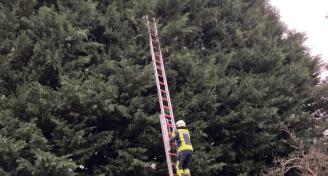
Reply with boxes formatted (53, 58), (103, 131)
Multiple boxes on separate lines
(169, 131), (175, 137)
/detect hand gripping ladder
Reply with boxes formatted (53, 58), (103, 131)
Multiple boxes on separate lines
(145, 16), (178, 176)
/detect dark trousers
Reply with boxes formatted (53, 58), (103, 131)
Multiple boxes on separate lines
(177, 150), (192, 170)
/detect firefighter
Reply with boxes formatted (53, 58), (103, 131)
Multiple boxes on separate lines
(170, 120), (193, 176)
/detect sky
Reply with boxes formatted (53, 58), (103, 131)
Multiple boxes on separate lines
(269, 0), (328, 79)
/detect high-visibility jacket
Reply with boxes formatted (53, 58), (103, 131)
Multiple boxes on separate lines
(170, 128), (193, 152)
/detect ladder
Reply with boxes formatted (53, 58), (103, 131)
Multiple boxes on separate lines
(145, 16), (177, 176)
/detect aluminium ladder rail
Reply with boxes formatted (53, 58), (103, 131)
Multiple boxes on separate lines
(145, 16), (178, 176)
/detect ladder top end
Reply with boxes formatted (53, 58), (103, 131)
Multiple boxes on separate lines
(143, 15), (148, 20)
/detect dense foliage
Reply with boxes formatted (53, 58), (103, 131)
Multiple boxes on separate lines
(0, 0), (321, 175)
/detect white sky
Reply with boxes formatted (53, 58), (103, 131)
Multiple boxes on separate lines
(269, 0), (328, 79)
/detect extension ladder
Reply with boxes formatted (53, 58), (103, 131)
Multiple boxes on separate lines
(145, 16), (178, 176)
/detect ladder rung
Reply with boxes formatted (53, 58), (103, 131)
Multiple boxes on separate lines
(169, 152), (177, 157)
(161, 90), (167, 94)
(167, 123), (173, 127)
(162, 97), (168, 101)
(155, 59), (161, 64)
(151, 25), (156, 29)
(158, 74), (163, 78)
(164, 114), (171, 118)
(159, 82), (165, 86)
(156, 66), (161, 71)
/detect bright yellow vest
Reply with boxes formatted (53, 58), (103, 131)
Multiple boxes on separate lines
(177, 129), (193, 152)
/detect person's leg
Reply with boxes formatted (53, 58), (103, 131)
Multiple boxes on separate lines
(182, 151), (192, 175)
(176, 152), (186, 176)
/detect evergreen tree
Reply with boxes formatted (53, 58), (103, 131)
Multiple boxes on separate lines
(0, 0), (321, 175)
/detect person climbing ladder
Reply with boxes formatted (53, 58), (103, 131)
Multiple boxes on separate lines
(170, 120), (193, 176)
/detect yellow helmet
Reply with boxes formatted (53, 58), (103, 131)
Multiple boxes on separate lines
(176, 120), (186, 127)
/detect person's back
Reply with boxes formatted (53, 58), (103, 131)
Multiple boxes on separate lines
(170, 120), (193, 176)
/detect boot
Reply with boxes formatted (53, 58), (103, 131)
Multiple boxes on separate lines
(183, 169), (190, 176)
(176, 162), (183, 176)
